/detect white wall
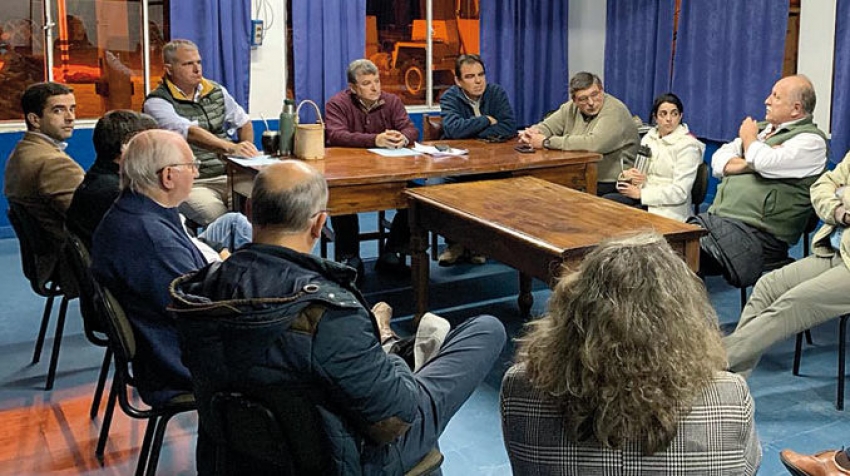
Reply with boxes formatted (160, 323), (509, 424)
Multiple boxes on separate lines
(798, 0), (836, 135)
(248, 0), (287, 122)
(568, 1), (606, 81)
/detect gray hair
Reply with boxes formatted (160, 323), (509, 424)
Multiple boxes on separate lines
(793, 74), (817, 115)
(163, 39), (199, 65)
(569, 72), (603, 97)
(251, 163), (329, 232)
(347, 59), (379, 84)
(120, 130), (186, 194)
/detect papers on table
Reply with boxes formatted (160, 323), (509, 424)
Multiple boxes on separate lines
(228, 155), (280, 167)
(367, 147), (418, 157)
(411, 142), (469, 157)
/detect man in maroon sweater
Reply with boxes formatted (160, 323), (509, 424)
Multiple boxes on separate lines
(325, 59), (419, 279)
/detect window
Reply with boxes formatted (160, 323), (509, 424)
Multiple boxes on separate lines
(0, 0), (167, 122)
(365, 0), (479, 107)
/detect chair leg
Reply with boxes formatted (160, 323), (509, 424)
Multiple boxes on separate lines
(135, 415), (160, 476)
(145, 412), (179, 476)
(739, 287), (748, 312)
(805, 329), (814, 345)
(430, 232), (439, 261)
(793, 332), (804, 376)
(96, 378), (119, 465)
(90, 348), (113, 419)
(45, 295), (69, 391)
(378, 211), (387, 252)
(838, 315), (849, 411)
(32, 289), (57, 364)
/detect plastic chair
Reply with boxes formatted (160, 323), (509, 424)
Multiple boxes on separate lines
(6, 203), (72, 390)
(209, 391), (442, 475)
(93, 280), (196, 474)
(64, 231), (112, 422)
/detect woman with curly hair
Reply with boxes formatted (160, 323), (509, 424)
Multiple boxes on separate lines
(500, 232), (761, 475)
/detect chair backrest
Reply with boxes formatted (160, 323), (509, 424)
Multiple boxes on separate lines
(208, 389), (330, 475)
(7, 202), (59, 295)
(93, 280), (136, 366)
(422, 115), (443, 141)
(691, 161), (709, 214)
(64, 231), (109, 346)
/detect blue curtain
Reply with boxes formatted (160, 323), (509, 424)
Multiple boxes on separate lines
(671, 0), (787, 142)
(831, 0), (850, 164)
(604, 0), (676, 122)
(292, 0), (366, 122)
(170, 0), (252, 109)
(481, 1), (568, 128)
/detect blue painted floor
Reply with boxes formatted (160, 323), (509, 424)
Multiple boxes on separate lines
(0, 212), (847, 475)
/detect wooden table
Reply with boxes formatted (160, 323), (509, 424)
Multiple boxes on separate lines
(226, 140), (600, 215)
(406, 176), (707, 322)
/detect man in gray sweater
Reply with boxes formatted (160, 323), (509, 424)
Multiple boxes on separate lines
(519, 71), (639, 195)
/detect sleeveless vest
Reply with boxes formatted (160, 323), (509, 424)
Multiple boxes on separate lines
(709, 117), (827, 244)
(146, 79), (228, 179)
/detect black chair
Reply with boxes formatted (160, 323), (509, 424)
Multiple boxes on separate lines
(7, 203), (72, 390)
(208, 391), (442, 475)
(792, 314), (850, 411)
(319, 217), (387, 260)
(63, 232), (113, 426)
(92, 280), (196, 474)
(691, 161), (709, 215)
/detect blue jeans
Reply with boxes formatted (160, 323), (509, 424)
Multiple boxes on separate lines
(395, 315), (506, 472)
(199, 212), (252, 251)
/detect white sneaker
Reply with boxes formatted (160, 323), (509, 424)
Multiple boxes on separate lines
(438, 243), (465, 266)
(469, 252), (487, 265)
(414, 312), (451, 371)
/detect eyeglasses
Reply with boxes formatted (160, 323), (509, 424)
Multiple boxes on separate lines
(310, 209), (329, 218)
(157, 159), (201, 174)
(574, 89), (602, 105)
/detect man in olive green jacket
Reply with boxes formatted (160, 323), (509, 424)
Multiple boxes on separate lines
(519, 71), (639, 196)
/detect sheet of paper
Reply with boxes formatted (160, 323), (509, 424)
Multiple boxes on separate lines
(229, 155), (280, 167)
(411, 142), (468, 157)
(367, 147), (418, 157)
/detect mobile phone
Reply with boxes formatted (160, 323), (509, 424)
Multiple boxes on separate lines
(514, 144), (535, 154)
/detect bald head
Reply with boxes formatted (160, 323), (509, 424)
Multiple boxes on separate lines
(786, 74), (816, 115)
(252, 160), (328, 233)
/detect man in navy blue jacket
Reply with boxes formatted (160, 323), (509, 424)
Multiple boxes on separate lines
(91, 129), (207, 406)
(438, 54), (517, 264)
(171, 160), (507, 474)
(440, 54), (516, 140)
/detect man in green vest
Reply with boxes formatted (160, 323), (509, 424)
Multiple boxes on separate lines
(144, 39), (258, 227)
(693, 74), (827, 289)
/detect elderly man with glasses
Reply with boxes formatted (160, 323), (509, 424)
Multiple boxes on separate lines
(519, 71), (639, 196)
(91, 129), (208, 407)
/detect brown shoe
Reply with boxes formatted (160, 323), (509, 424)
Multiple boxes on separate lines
(780, 449), (850, 476)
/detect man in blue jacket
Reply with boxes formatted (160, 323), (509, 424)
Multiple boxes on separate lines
(440, 54), (516, 141)
(171, 160), (506, 474)
(438, 54), (517, 264)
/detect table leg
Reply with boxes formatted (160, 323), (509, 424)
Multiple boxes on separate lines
(410, 205), (430, 328)
(518, 272), (533, 319)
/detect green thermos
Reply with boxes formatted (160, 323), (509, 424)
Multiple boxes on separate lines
(279, 99), (296, 156)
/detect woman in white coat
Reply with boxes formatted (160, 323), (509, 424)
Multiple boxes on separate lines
(607, 93), (705, 222)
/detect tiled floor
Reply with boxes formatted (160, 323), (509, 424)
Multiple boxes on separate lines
(0, 215), (848, 475)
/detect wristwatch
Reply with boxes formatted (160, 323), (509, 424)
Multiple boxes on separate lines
(542, 138), (551, 149)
